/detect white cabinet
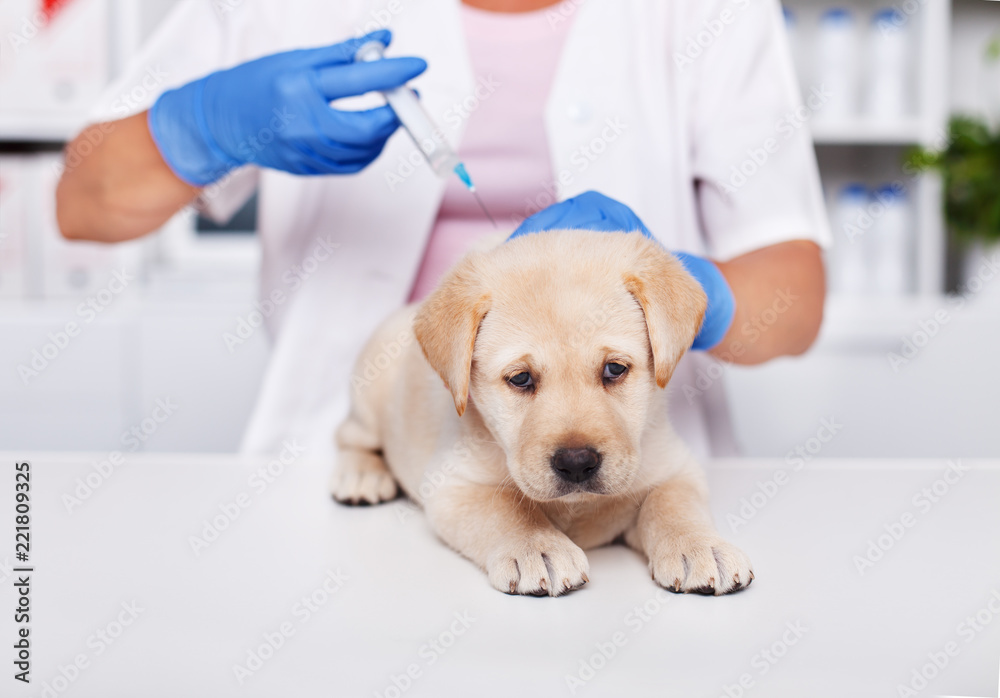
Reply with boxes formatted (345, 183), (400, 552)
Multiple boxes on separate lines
(0, 294), (269, 452)
(0, 0), (179, 140)
(0, 0), (112, 140)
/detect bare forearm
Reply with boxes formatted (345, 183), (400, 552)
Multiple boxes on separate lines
(56, 111), (200, 243)
(709, 240), (826, 365)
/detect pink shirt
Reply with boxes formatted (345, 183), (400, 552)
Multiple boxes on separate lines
(407, 4), (574, 302)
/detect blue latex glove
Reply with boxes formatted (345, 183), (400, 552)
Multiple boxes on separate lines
(508, 191), (735, 351)
(148, 30), (426, 186)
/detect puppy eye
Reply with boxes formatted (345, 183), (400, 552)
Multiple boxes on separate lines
(603, 362), (628, 380)
(508, 371), (533, 388)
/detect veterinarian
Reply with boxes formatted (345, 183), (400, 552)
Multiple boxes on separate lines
(56, 0), (830, 459)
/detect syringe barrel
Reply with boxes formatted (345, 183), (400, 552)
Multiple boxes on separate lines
(354, 40), (459, 178)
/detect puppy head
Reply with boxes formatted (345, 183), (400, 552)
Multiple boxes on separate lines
(414, 231), (706, 501)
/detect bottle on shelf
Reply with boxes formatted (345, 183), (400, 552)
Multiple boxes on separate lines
(0, 157), (26, 299)
(782, 6), (804, 88)
(814, 8), (860, 122)
(830, 183), (871, 295)
(870, 184), (913, 295)
(864, 8), (913, 120)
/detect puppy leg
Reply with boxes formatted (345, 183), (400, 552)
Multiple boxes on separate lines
(426, 484), (590, 597)
(330, 413), (399, 506)
(625, 474), (753, 595)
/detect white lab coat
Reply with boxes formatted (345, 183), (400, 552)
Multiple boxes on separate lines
(91, 0), (830, 459)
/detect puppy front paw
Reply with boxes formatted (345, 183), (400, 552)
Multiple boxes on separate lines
(330, 451), (399, 506)
(485, 532), (590, 597)
(649, 535), (753, 596)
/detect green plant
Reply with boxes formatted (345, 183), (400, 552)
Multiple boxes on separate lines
(908, 116), (1000, 245)
(987, 34), (1000, 63)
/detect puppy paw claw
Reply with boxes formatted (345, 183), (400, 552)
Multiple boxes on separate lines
(649, 536), (752, 596)
(330, 453), (399, 506)
(486, 533), (589, 597)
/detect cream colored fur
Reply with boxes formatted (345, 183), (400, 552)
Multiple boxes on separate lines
(330, 230), (753, 596)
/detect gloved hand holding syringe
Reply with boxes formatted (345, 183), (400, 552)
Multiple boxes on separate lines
(147, 27), (497, 213)
(354, 39), (497, 227)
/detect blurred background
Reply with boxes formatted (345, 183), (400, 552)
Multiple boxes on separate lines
(0, 0), (997, 456)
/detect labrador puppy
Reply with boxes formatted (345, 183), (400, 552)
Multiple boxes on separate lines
(330, 230), (753, 597)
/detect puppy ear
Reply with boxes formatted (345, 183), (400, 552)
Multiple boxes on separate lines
(623, 246), (708, 388)
(413, 255), (491, 417)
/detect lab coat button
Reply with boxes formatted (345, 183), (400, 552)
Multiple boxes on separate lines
(567, 103), (592, 123)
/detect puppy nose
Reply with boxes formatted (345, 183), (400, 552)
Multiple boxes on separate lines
(551, 447), (602, 483)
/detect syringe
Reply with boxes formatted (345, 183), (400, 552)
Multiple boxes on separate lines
(354, 40), (496, 227)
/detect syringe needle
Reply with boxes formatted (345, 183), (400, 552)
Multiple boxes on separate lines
(472, 190), (497, 229)
(452, 163), (497, 228)
(356, 41), (497, 227)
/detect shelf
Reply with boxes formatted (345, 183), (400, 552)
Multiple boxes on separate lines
(817, 292), (1000, 350)
(0, 112), (87, 143)
(810, 119), (929, 146)
(3, 118), (927, 148)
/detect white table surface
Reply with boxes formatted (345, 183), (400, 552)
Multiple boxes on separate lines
(1, 453), (998, 698)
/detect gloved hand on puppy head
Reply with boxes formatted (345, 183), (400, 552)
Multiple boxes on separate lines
(508, 191), (735, 351)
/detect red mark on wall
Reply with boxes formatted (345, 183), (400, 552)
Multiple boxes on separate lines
(41, 0), (74, 23)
